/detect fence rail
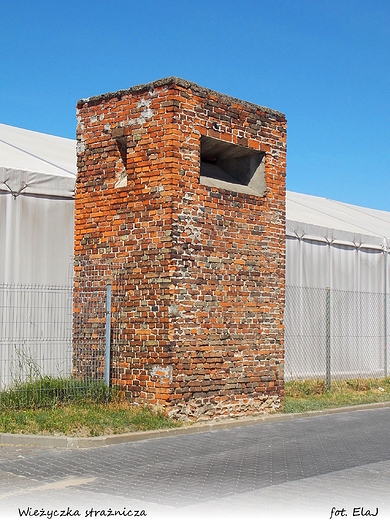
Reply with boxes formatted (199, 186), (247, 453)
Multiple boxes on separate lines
(0, 283), (73, 391)
(1, 282), (389, 407)
(0, 269), (127, 407)
(284, 286), (389, 384)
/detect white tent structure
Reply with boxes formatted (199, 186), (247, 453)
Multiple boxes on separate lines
(0, 124), (76, 388)
(0, 123), (76, 285)
(286, 191), (390, 381)
(286, 191), (390, 292)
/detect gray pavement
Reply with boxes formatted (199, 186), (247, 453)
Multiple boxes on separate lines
(0, 407), (389, 519)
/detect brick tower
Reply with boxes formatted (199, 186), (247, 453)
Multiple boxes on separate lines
(74, 77), (286, 420)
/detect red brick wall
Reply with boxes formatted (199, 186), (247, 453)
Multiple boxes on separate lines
(75, 77), (287, 420)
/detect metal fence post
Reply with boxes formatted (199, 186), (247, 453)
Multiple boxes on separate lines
(104, 283), (112, 388)
(326, 287), (331, 391)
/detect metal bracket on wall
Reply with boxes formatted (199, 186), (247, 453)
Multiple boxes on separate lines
(3, 181), (28, 199)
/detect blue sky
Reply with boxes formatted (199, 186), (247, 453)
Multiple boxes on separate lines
(1, 0), (389, 210)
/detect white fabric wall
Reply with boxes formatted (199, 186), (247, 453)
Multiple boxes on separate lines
(285, 220), (390, 380)
(0, 124), (76, 388)
(286, 220), (389, 292)
(0, 192), (74, 285)
(0, 190), (74, 388)
(0, 123), (76, 285)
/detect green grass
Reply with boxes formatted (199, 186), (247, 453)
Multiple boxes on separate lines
(0, 377), (114, 409)
(283, 377), (390, 413)
(0, 402), (180, 437)
(2, 376), (390, 437)
(0, 377), (180, 436)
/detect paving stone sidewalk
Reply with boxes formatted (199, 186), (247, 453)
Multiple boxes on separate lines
(0, 407), (389, 519)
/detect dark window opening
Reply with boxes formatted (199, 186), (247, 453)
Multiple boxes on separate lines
(200, 136), (266, 196)
(116, 137), (127, 170)
(115, 137), (127, 188)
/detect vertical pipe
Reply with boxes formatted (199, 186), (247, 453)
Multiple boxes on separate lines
(104, 283), (112, 388)
(326, 287), (331, 391)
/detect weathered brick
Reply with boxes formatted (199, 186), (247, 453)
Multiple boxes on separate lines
(74, 77), (286, 421)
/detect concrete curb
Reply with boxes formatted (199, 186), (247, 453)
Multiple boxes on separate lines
(1, 400), (390, 449)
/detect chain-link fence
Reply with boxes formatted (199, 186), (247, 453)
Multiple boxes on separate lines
(72, 261), (127, 392)
(0, 283), (73, 389)
(2, 280), (389, 407)
(284, 286), (389, 385)
(0, 283), (77, 407)
(0, 273), (125, 407)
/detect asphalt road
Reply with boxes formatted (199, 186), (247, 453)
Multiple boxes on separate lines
(0, 407), (389, 520)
